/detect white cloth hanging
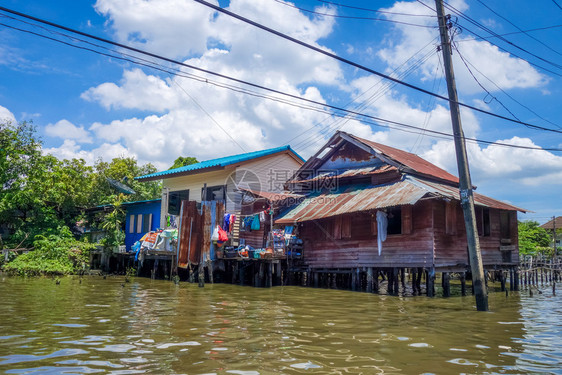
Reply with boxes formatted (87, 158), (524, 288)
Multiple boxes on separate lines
(376, 210), (388, 256)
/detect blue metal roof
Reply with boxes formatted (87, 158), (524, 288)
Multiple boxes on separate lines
(135, 145), (304, 181)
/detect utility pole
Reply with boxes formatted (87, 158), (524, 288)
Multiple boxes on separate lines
(434, 0), (488, 311)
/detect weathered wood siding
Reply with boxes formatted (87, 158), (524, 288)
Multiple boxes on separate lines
(433, 200), (519, 267)
(299, 198), (520, 270)
(299, 201), (435, 269)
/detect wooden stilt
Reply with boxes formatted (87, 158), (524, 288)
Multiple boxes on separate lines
(373, 268), (379, 293)
(460, 272), (467, 296)
(266, 262), (273, 288)
(352, 269), (357, 291)
(416, 267), (423, 294)
(367, 267), (373, 293)
(331, 273), (337, 289)
(198, 261), (204, 287)
(393, 268), (399, 295)
(207, 260), (214, 284)
(427, 269), (435, 297)
(314, 272), (319, 288)
(442, 272), (450, 297)
(239, 262), (245, 286)
(500, 271), (506, 291)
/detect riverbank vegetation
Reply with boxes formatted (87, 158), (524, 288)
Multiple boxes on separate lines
(0, 120), (160, 274)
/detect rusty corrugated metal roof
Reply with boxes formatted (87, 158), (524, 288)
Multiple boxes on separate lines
(289, 165), (397, 183)
(276, 177), (428, 224)
(239, 187), (303, 202)
(411, 178), (528, 212)
(276, 176), (526, 224)
(346, 133), (460, 185)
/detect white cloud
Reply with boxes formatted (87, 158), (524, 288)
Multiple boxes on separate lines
(0, 105), (16, 124)
(377, 0), (547, 95)
(43, 139), (133, 165)
(45, 119), (93, 144)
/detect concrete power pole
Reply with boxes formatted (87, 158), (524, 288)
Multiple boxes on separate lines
(434, 0), (488, 311)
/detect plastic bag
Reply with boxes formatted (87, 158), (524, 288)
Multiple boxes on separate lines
(211, 225), (220, 241)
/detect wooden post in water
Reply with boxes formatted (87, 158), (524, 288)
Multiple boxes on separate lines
(427, 269), (435, 297)
(500, 271), (506, 291)
(460, 272), (467, 296)
(198, 261), (205, 287)
(374, 268), (380, 293)
(267, 263), (273, 288)
(442, 272), (450, 297)
(366, 268), (373, 293)
(514, 267), (520, 291)
(393, 268), (399, 295)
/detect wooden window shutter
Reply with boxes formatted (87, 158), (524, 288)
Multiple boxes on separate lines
(445, 201), (457, 235)
(333, 216), (342, 240)
(402, 205), (413, 235)
(341, 215), (351, 239)
(371, 213), (378, 236)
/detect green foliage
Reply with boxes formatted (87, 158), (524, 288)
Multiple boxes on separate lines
(518, 220), (552, 256)
(169, 156), (198, 170)
(99, 194), (126, 251)
(2, 226), (96, 276)
(92, 157), (161, 205)
(0, 120), (161, 249)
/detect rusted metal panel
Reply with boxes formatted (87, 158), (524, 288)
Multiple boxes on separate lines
(413, 178), (527, 212)
(276, 178), (428, 224)
(178, 201), (202, 267)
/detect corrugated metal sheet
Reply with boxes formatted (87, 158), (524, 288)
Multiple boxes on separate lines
(346, 133), (460, 184)
(135, 145), (303, 181)
(276, 176), (527, 224)
(289, 165), (397, 183)
(411, 178), (528, 212)
(239, 187), (303, 202)
(276, 178), (427, 224)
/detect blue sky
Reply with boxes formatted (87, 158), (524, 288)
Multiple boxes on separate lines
(0, 0), (561, 223)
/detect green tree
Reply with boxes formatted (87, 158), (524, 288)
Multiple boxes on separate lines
(92, 156), (161, 204)
(518, 220), (552, 256)
(169, 156), (198, 170)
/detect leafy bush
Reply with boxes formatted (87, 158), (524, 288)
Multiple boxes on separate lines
(2, 226), (95, 276)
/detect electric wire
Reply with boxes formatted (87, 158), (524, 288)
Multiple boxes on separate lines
(189, 0), (562, 133)
(453, 42), (523, 123)
(456, 24), (562, 43)
(271, 0), (437, 28)
(0, 7), (561, 153)
(475, 0), (562, 57)
(453, 42), (561, 129)
(442, 1), (562, 72)
(316, 0), (436, 17)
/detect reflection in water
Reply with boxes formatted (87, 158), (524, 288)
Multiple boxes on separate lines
(0, 275), (560, 374)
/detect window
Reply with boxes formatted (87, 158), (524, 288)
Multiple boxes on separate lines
(445, 201), (457, 235)
(387, 207), (402, 235)
(142, 214), (152, 233)
(136, 214), (143, 233)
(202, 185), (226, 201)
(168, 189), (189, 216)
(500, 211), (511, 239)
(129, 215), (135, 234)
(475, 207), (491, 237)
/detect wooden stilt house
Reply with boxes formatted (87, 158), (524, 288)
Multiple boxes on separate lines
(276, 131), (526, 283)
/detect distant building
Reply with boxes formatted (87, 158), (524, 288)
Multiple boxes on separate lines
(540, 216), (562, 248)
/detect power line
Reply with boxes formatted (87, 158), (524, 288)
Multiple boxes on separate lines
(475, 0), (562, 57)
(416, 0), (562, 77)
(316, 0), (436, 17)
(456, 24), (562, 43)
(453, 42), (561, 129)
(552, 0), (562, 10)
(453, 43), (523, 123)
(1, 6), (561, 153)
(443, 1), (562, 72)
(190, 0), (562, 133)
(271, 0), (436, 28)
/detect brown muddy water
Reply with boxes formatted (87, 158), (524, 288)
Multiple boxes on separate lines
(0, 276), (560, 374)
